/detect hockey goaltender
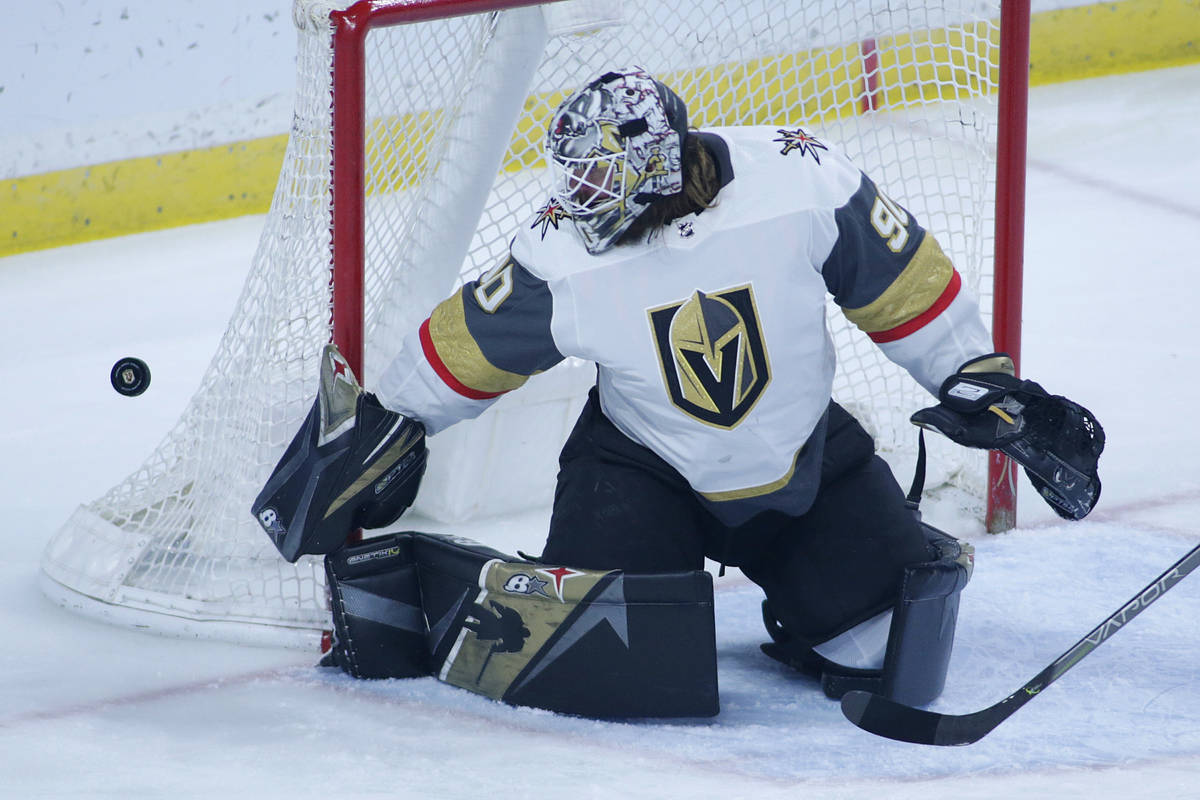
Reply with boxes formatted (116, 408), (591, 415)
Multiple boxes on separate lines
(252, 67), (1104, 718)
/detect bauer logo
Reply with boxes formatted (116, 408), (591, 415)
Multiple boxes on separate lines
(374, 451), (418, 495)
(947, 382), (991, 402)
(647, 285), (771, 429)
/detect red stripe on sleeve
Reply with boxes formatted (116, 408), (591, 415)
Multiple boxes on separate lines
(868, 270), (962, 344)
(419, 318), (505, 400)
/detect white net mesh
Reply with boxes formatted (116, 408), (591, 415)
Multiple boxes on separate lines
(41, 0), (1007, 646)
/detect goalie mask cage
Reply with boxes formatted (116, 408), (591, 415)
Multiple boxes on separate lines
(41, 0), (1028, 648)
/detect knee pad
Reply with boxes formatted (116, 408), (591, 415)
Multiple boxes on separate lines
(325, 531), (719, 717)
(762, 523), (973, 706)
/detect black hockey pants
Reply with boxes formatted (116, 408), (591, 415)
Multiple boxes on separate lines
(542, 387), (932, 643)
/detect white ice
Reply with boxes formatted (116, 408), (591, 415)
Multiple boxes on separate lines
(2, 65), (1199, 799)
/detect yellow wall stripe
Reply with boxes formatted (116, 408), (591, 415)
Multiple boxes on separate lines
(3, 0), (1198, 259)
(1030, 0), (1200, 85)
(4, 136), (287, 257)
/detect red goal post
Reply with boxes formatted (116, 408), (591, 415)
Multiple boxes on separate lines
(989, 0), (1030, 532)
(40, 0), (1029, 647)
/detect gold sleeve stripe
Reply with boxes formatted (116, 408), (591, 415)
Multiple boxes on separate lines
(421, 290), (529, 399)
(841, 234), (956, 337)
(868, 270), (961, 344)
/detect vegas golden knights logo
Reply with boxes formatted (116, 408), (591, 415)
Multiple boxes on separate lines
(648, 285), (770, 428)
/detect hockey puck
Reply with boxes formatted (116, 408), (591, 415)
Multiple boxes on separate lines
(111, 357), (151, 396)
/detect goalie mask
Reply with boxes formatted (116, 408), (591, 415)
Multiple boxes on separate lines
(545, 66), (688, 254)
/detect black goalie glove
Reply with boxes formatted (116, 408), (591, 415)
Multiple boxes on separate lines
(251, 344), (427, 562)
(911, 353), (1105, 520)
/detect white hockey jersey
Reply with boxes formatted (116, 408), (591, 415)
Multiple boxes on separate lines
(379, 126), (991, 525)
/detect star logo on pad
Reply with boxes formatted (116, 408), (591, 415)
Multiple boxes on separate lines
(536, 566), (586, 602)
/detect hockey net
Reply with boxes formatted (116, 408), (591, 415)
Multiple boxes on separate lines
(41, 0), (1023, 647)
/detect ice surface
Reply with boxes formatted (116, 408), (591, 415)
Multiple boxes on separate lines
(1, 65), (1199, 798)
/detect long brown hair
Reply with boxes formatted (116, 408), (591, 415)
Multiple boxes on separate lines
(617, 132), (720, 246)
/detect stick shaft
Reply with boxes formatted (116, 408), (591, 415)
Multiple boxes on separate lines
(1037, 541), (1200, 693)
(843, 540), (1200, 746)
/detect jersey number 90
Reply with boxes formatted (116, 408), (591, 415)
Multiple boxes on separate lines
(474, 259), (515, 313)
(870, 192), (910, 253)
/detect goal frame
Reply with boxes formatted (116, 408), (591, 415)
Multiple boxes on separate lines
(39, 0), (1034, 652)
(327, 0), (1030, 532)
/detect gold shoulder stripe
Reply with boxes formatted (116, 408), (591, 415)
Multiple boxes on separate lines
(427, 290), (529, 395)
(841, 234), (955, 335)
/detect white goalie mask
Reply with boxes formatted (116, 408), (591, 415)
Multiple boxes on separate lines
(545, 67), (688, 254)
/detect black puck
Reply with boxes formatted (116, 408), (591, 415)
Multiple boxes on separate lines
(111, 357), (151, 396)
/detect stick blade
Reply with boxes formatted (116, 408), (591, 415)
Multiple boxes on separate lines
(840, 690), (988, 746)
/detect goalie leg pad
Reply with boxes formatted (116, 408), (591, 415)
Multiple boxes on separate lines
(762, 523), (973, 706)
(321, 531), (719, 717)
(880, 524), (973, 705)
(325, 533), (430, 679)
(413, 532), (719, 718)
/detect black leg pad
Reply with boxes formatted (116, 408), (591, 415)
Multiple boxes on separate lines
(325, 534), (430, 679)
(881, 524), (974, 706)
(413, 532), (719, 718)
(761, 523), (973, 707)
(324, 531), (720, 717)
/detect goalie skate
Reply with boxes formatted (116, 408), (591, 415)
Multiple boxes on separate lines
(251, 344), (427, 562)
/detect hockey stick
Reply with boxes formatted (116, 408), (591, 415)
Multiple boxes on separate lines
(840, 540), (1200, 746)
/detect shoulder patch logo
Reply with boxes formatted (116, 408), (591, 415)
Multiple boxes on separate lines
(647, 285), (771, 429)
(773, 127), (828, 163)
(531, 198), (569, 239)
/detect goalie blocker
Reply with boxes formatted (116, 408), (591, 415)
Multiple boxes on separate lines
(324, 531), (719, 718)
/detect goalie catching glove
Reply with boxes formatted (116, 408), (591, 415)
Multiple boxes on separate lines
(251, 343), (427, 562)
(911, 353), (1104, 520)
